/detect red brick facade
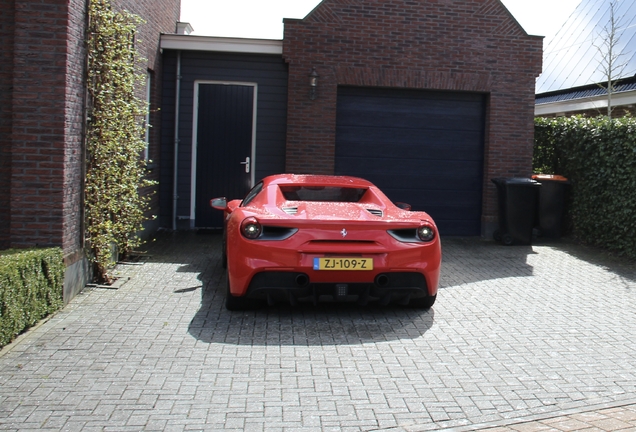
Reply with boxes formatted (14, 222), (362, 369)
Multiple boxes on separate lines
(283, 0), (543, 231)
(7, 0), (71, 250)
(0, 0), (15, 248)
(0, 0), (179, 300)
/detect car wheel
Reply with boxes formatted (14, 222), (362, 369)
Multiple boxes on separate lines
(221, 250), (227, 269)
(225, 274), (252, 311)
(493, 229), (502, 242)
(221, 232), (228, 269)
(410, 294), (436, 309)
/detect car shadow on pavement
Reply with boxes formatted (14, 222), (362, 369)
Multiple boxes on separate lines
(440, 237), (538, 288)
(147, 232), (553, 346)
(144, 231), (436, 346)
(189, 278), (437, 346)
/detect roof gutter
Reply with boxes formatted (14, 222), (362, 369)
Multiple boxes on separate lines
(535, 90), (636, 116)
(160, 34), (283, 55)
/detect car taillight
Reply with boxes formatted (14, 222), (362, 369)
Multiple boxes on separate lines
(417, 224), (435, 242)
(241, 217), (262, 239)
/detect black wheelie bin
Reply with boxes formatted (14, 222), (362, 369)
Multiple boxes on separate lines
(491, 177), (541, 245)
(531, 174), (570, 239)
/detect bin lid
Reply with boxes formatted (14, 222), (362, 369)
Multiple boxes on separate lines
(505, 177), (541, 186)
(532, 174), (568, 182)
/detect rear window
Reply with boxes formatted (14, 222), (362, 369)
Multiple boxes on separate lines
(280, 186), (367, 202)
(241, 182), (264, 206)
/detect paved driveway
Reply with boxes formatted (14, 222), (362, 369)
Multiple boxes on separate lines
(1, 233), (635, 431)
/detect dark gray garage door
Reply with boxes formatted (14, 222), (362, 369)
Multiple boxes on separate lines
(335, 87), (486, 236)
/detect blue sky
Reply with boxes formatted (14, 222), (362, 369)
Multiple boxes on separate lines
(180, 0), (582, 42)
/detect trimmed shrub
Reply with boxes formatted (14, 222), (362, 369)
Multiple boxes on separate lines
(0, 248), (64, 348)
(534, 116), (636, 259)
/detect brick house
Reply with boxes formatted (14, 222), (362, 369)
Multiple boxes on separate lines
(0, 0), (180, 302)
(160, 0), (542, 237)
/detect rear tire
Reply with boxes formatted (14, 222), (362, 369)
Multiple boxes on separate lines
(221, 232), (228, 269)
(410, 294), (436, 309)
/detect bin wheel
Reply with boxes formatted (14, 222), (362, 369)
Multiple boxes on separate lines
(493, 230), (502, 242)
(502, 233), (514, 246)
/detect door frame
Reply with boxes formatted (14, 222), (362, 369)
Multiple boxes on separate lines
(190, 80), (258, 222)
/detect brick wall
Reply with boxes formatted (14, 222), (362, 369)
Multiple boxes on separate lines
(10, 0), (71, 250)
(3, 0), (179, 249)
(64, 0), (88, 257)
(2, 0), (179, 299)
(283, 0), (543, 232)
(0, 0), (15, 248)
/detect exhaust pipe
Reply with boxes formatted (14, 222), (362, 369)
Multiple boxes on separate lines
(375, 274), (389, 287)
(295, 274), (309, 287)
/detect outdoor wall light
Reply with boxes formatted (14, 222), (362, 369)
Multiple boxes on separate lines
(309, 68), (319, 100)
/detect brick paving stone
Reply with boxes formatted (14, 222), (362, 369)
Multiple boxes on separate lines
(1, 233), (636, 431)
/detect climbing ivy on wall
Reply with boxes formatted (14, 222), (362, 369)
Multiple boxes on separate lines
(86, 0), (154, 281)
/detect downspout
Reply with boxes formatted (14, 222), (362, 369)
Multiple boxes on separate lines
(172, 51), (181, 231)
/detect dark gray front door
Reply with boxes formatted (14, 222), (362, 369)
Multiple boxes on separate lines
(195, 83), (254, 228)
(335, 86), (486, 236)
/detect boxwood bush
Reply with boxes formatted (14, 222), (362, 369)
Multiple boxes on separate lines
(0, 248), (64, 348)
(534, 116), (636, 259)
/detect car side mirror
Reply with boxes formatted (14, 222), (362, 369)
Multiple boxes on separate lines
(395, 202), (412, 211)
(210, 197), (227, 210)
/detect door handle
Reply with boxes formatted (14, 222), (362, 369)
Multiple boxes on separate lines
(240, 156), (250, 173)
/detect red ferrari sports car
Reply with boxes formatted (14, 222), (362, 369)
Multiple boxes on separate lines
(210, 174), (441, 310)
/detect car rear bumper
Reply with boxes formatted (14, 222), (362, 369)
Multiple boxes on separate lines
(228, 245), (440, 287)
(243, 271), (431, 306)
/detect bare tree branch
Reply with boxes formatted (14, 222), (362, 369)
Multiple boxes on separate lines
(593, 0), (630, 119)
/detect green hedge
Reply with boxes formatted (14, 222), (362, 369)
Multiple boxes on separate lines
(0, 248), (64, 348)
(534, 116), (636, 259)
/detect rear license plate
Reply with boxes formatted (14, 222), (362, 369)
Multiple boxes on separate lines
(313, 257), (373, 271)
